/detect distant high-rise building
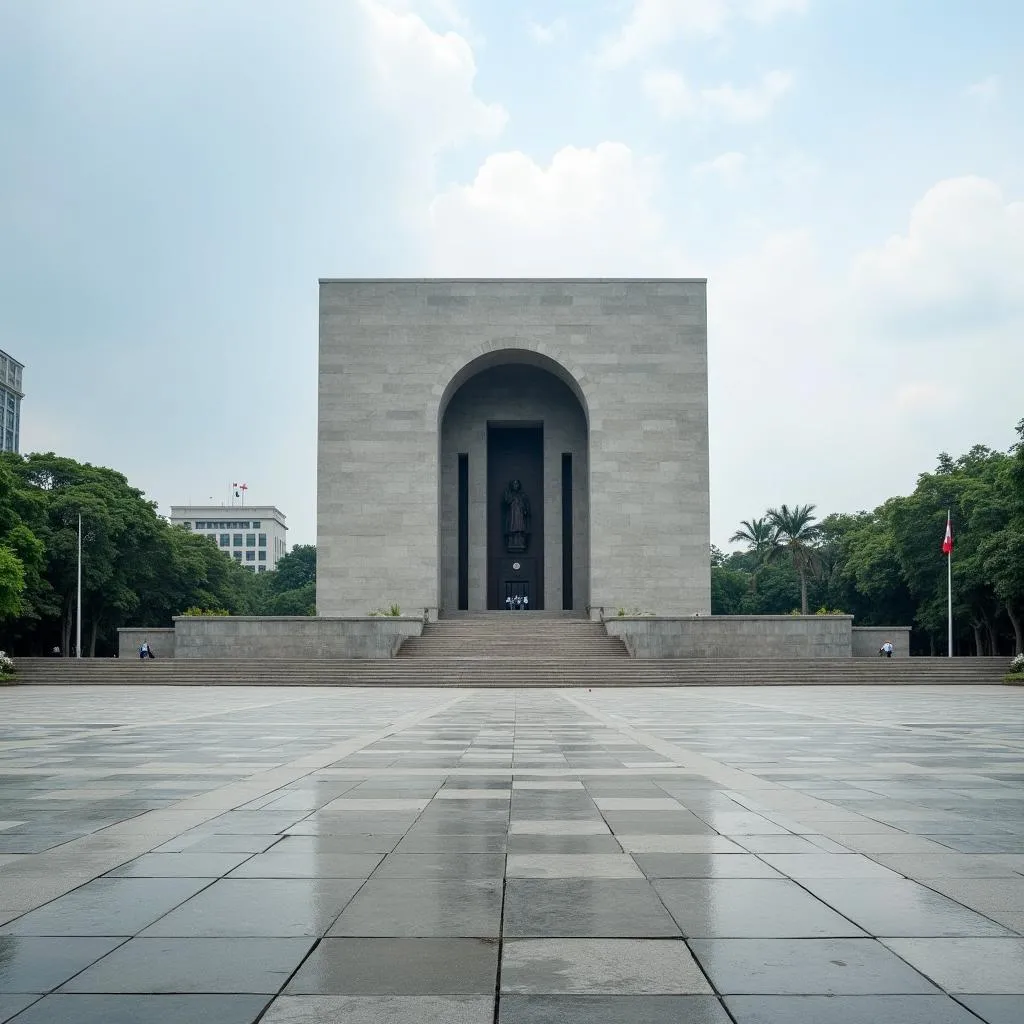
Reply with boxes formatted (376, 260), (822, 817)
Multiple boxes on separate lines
(169, 504), (288, 573)
(0, 350), (24, 453)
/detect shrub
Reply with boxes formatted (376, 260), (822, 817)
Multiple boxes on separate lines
(181, 607), (231, 617)
(0, 650), (14, 679)
(369, 604), (402, 617)
(1007, 653), (1024, 684)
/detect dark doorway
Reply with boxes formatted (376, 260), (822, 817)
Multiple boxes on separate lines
(487, 425), (543, 609)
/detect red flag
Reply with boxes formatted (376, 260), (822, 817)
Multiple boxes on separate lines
(942, 516), (953, 555)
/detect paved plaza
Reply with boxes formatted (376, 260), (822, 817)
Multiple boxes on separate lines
(0, 686), (1023, 1022)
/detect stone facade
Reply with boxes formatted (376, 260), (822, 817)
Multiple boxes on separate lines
(318, 279), (711, 616)
(605, 615), (854, 659)
(852, 626), (911, 658)
(117, 628), (175, 660)
(172, 616), (423, 660)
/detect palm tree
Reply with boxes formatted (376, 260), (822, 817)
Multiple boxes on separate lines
(729, 517), (781, 594)
(767, 503), (821, 614)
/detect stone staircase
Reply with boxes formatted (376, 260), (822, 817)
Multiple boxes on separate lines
(10, 654), (1009, 687)
(396, 615), (630, 660)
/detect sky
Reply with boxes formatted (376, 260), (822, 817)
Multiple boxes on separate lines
(1, 0), (1022, 550)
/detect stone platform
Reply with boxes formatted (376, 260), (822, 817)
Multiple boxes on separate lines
(0, 685), (1022, 1022)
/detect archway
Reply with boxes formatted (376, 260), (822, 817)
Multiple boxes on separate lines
(438, 352), (590, 615)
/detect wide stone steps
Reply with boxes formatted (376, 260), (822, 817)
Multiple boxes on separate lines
(397, 619), (630, 659)
(11, 658), (1009, 686)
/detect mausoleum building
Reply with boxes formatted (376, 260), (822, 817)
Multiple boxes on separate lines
(316, 279), (711, 618)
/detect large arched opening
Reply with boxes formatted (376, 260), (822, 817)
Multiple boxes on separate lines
(437, 351), (590, 614)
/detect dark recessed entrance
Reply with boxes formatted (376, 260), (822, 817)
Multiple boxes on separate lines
(487, 424), (543, 610)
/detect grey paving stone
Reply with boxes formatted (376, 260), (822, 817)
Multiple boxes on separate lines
(228, 851), (383, 878)
(505, 835), (624, 854)
(328, 879), (502, 937)
(506, 854), (643, 878)
(654, 879), (866, 938)
(503, 879), (680, 937)
(0, 995), (38, 1023)
(59, 937), (314, 993)
(498, 994), (731, 1022)
(372, 853), (506, 879)
(394, 833), (507, 854)
(635, 854), (782, 878)
(105, 852), (254, 877)
(0, 937), (124, 993)
(141, 878), (363, 937)
(1, 878), (212, 936)
(260, 995), (494, 1022)
(7, 994), (271, 1023)
(283, 938), (498, 995)
(275, 835), (403, 854)
(724, 994), (986, 1023)
(958, 994), (1024, 1023)
(881, 938), (1024, 993)
(690, 938), (940, 994)
(759, 854), (903, 880)
(800, 878), (1014, 937)
(500, 938), (712, 994)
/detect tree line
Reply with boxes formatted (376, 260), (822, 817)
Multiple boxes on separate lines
(0, 453), (315, 656)
(714, 419), (1024, 656)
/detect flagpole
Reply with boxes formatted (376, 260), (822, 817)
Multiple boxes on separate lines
(76, 513), (82, 660)
(946, 508), (953, 658)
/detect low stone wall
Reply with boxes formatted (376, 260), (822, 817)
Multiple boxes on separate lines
(117, 628), (176, 660)
(852, 626), (911, 658)
(604, 615), (853, 659)
(172, 616), (424, 660)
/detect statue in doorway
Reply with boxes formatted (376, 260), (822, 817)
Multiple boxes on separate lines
(503, 479), (530, 554)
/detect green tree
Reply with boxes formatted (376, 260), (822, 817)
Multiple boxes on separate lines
(0, 545), (26, 619)
(766, 503), (821, 615)
(728, 517), (779, 595)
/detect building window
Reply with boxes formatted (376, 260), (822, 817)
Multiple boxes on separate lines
(245, 550), (255, 561)
(246, 533), (256, 547)
(220, 534), (230, 547)
(182, 522), (192, 530)
(233, 534), (242, 547)
(258, 551), (266, 561)
(245, 564), (255, 572)
(257, 565), (266, 573)
(258, 534), (266, 547)
(232, 551), (243, 560)
(252, 520), (261, 528)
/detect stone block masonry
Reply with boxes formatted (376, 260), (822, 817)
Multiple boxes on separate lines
(317, 279), (711, 616)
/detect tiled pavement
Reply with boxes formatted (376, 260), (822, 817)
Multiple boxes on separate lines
(0, 685), (1022, 1023)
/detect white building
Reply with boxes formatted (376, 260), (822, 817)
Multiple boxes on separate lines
(0, 350), (24, 453)
(169, 505), (288, 573)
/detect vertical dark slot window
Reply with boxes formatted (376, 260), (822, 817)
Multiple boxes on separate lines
(458, 454), (469, 610)
(562, 453), (573, 609)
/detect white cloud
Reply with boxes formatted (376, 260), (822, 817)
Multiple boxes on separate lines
(644, 68), (793, 120)
(709, 176), (1022, 541)
(528, 17), (568, 44)
(693, 151), (747, 184)
(358, 0), (506, 153)
(427, 142), (684, 274)
(596, 0), (808, 68)
(964, 75), (999, 104)
(850, 176), (1024, 335)
(743, 0), (809, 22)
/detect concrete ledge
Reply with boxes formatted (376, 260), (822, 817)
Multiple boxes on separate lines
(171, 616), (424, 660)
(852, 626), (911, 658)
(117, 628), (175, 660)
(604, 615), (853, 659)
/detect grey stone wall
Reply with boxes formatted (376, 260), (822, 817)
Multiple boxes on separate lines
(117, 628), (175, 660)
(318, 279), (710, 616)
(440, 364), (588, 612)
(172, 617), (423, 660)
(852, 626), (911, 658)
(604, 615), (853, 659)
